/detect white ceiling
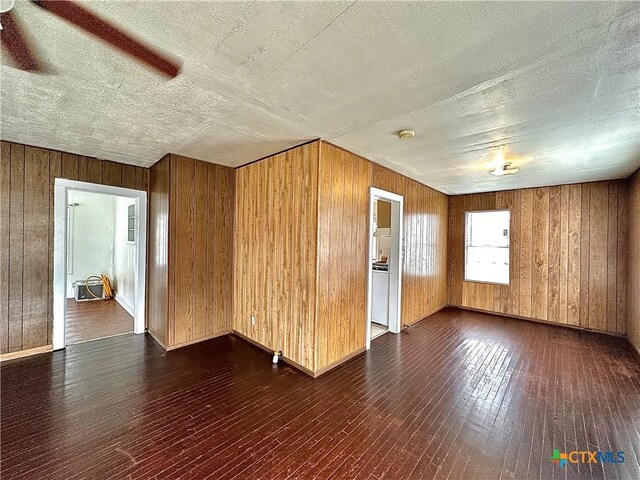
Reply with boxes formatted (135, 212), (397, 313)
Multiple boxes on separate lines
(1, 1), (639, 194)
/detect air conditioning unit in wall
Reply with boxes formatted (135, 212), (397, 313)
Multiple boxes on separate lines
(73, 280), (105, 301)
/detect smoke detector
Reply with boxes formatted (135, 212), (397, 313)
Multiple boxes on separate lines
(397, 129), (415, 139)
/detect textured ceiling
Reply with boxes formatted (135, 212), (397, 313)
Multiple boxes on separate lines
(1, 1), (639, 194)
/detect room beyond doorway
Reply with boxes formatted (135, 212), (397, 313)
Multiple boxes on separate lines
(53, 179), (147, 350)
(366, 187), (403, 350)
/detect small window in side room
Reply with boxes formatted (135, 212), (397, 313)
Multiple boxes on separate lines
(127, 204), (135, 242)
(465, 210), (510, 285)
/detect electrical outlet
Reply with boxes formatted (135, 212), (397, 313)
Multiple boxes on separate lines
(251, 315), (256, 326)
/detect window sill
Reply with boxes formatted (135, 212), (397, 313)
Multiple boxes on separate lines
(463, 279), (509, 286)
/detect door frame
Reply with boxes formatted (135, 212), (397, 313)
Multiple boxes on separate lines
(366, 187), (403, 350)
(53, 179), (147, 350)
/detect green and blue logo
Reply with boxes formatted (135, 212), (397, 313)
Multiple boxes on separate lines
(550, 449), (624, 468)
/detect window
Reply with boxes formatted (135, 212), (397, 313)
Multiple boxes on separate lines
(127, 204), (135, 242)
(465, 210), (510, 285)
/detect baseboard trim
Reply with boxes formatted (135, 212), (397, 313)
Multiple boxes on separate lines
(232, 330), (315, 377)
(402, 304), (448, 329)
(146, 330), (168, 350)
(166, 330), (231, 351)
(0, 345), (53, 362)
(114, 294), (135, 317)
(450, 304), (626, 338)
(314, 346), (367, 378)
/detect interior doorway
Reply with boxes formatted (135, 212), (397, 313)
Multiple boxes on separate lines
(366, 187), (403, 350)
(53, 179), (147, 350)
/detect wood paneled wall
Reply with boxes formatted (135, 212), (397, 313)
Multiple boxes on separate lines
(448, 181), (629, 335)
(0, 141), (148, 354)
(315, 143), (372, 371)
(315, 144), (449, 371)
(148, 154), (235, 349)
(233, 141), (319, 372)
(628, 170), (640, 352)
(371, 162), (449, 327)
(233, 141), (449, 374)
(147, 155), (170, 345)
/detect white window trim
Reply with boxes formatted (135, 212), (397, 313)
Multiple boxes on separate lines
(464, 209), (511, 286)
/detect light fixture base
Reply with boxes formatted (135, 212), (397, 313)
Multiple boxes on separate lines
(397, 129), (415, 139)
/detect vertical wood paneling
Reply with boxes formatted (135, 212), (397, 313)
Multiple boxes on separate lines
(48, 151), (61, 344)
(147, 155), (170, 345)
(588, 182), (608, 331)
(519, 189), (533, 318)
(207, 164), (234, 336)
(580, 184), (591, 328)
(448, 180), (629, 335)
(234, 142), (318, 371)
(316, 143), (371, 370)
(82, 157), (102, 184)
(1, 141), (150, 354)
(531, 188), (549, 320)
(234, 141), (447, 374)
(567, 185), (581, 326)
(371, 164), (449, 328)
(121, 165), (136, 189)
(617, 182), (629, 335)
(61, 153), (78, 180)
(8, 143), (24, 352)
(547, 187), (561, 322)
(171, 156), (195, 345)
(0, 142), (10, 353)
(22, 147), (49, 349)
(627, 170), (640, 350)
(101, 161), (122, 187)
(606, 183), (618, 334)
(193, 160), (208, 338)
(558, 185), (569, 325)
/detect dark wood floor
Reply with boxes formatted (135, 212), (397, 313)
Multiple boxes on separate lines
(2, 308), (640, 479)
(66, 297), (133, 344)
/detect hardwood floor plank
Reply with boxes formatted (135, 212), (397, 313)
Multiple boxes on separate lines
(1, 308), (639, 479)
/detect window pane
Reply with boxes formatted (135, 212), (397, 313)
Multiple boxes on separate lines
(465, 210), (510, 285)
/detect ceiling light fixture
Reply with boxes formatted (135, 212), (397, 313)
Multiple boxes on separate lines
(489, 162), (519, 176)
(397, 129), (415, 139)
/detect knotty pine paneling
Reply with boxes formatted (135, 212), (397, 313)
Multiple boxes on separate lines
(233, 141), (319, 371)
(448, 180), (629, 335)
(628, 170), (640, 352)
(148, 154), (235, 349)
(0, 140), (149, 354)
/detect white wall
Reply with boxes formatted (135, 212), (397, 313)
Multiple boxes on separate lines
(113, 197), (136, 315)
(66, 191), (116, 297)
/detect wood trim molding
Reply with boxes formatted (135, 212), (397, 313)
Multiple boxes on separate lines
(313, 346), (366, 378)
(146, 330), (168, 350)
(165, 330), (231, 351)
(0, 345), (52, 362)
(232, 330), (315, 377)
(451, 304), (626, 338)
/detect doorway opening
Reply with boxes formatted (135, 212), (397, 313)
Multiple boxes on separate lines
(366, 187), (403, 350)
(53, 179), (147, 349)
